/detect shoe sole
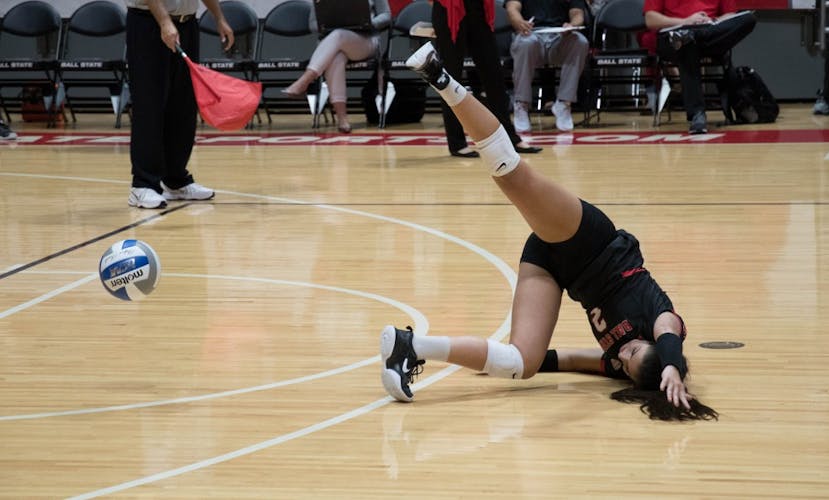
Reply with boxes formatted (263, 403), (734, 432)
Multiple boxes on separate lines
(128, 201), (167, 209)
(162, 192), (215, 201)
(380, 325), (414, 403)
(405, 42), (434, 71)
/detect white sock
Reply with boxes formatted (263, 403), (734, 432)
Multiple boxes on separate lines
(433, 74), (467, 107)
(412, 335), (450, 362)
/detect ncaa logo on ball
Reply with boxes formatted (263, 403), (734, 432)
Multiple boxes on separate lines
(99, 239), (160, 301)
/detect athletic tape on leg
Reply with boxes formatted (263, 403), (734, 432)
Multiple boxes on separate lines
(475, 126), (520, 176)
(483, 340), (524, 379)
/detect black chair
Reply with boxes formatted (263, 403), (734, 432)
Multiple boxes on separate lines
(377, 0), (433, 127)
(656, 50), (733, 127)
(323, 23), (392, 129)
(0, 0), (63, 127)
(198, 0), (260, 127)
(255, 0), (318, 124)
(58, 1), (129, 128)
(584, 0), (660, 125)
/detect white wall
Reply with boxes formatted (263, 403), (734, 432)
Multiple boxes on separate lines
(0, 0), (298, 18)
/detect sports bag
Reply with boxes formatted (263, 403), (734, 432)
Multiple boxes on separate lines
(721, 65), (779, 124)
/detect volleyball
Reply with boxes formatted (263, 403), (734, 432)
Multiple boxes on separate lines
(99, 239), (161, 301)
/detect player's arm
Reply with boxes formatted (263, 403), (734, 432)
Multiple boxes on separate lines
(537, 348), (604, 373)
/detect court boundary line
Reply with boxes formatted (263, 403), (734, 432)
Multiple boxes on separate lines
(0, 173), (517, 498)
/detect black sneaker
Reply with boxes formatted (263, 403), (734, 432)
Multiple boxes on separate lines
(381, 325), (425, 402)
(668, 29), (694, 51)
(405, 42), (451, 90)
(689, 111), (708, 134)
(0, 121), (17, 140)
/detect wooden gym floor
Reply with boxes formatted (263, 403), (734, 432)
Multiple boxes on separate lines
(0, 104), (827, 499)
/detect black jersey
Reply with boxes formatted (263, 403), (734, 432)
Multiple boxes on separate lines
(520, 202), (680, 381)
(572, 231), (679, 379)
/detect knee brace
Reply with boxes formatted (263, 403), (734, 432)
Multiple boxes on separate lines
(475, 126), (521, 177)
(483, 340), (525, 379)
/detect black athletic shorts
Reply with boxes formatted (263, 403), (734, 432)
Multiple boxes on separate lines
(519, 199), (617, 290)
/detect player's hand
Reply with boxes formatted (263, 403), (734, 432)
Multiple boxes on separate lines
(160, 20), (180, 52)
(660, 365), (692, 409)
(217, 18), (235, 51)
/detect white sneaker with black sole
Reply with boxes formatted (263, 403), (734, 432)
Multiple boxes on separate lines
(161, 181), (215, 201)
(381, 325), (425, 402)
(128, 187), (167, 209)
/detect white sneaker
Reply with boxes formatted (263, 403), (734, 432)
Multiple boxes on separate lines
(128, 187), (167, 209)
(552, 101), (574, 132)
(513, 101), (531, 133)
(161, 181), (215, 201)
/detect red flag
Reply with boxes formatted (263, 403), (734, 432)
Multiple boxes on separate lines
(178, 47), (262, 131)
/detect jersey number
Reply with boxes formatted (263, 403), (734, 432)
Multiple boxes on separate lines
(590, 307), (607, 332)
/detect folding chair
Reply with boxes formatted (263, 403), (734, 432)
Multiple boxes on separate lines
(377, 0), (433, 127)
(58, 1), (129, 128)
(584, 0), (660, 126)
(198, 0), (260, 128)
(255, 0), (318, 124)
(337, 26), (391, 130)
(0, 0), (63, 127)
(656, 53), (733, 127)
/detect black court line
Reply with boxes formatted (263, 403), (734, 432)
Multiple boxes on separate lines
(4, 198), (825, 281)
(0, 203), (192, 281)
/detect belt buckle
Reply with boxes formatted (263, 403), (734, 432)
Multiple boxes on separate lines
(178, 14), (189, 23)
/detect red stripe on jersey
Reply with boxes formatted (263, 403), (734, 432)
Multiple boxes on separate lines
(621, 267), (646, 278)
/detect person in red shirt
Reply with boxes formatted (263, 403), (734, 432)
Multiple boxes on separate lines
(643, 0), (755, 134)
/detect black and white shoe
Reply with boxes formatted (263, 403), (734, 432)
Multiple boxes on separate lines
(381, 325), (425, 402)
(667, 29), (695, 51)
(405, 42), (451, 90)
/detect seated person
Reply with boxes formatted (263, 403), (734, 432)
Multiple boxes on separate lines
(643, 1), (756, 134)
(505, 0), (590, 133)
(283, 0), (391, 133)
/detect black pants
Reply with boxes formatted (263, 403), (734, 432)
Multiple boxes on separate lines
(657, 13), (756, 120)
(432, 0), (522, 152)
(823, 44), (829, 97)
(126, 9), (199, 191)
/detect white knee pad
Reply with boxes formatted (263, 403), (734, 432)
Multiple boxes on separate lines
(474, 126), (520, 177)
(483, 340), (524, 379)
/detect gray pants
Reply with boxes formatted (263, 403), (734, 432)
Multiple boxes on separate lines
(510, 30), (589, 104)
(307, 28), (379, 103)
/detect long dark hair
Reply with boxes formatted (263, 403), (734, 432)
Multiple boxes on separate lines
(610, 349), (719, 421)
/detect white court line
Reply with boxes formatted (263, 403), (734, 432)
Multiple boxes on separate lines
(67, 317), (512, 500)
(825, 151), (829, 160)
(0, 271), (428, 421)
(0, 173), (518, 497)
(0, 273), (97, 320)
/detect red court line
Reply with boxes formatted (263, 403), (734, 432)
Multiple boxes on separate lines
(2, 129), (828, 147)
